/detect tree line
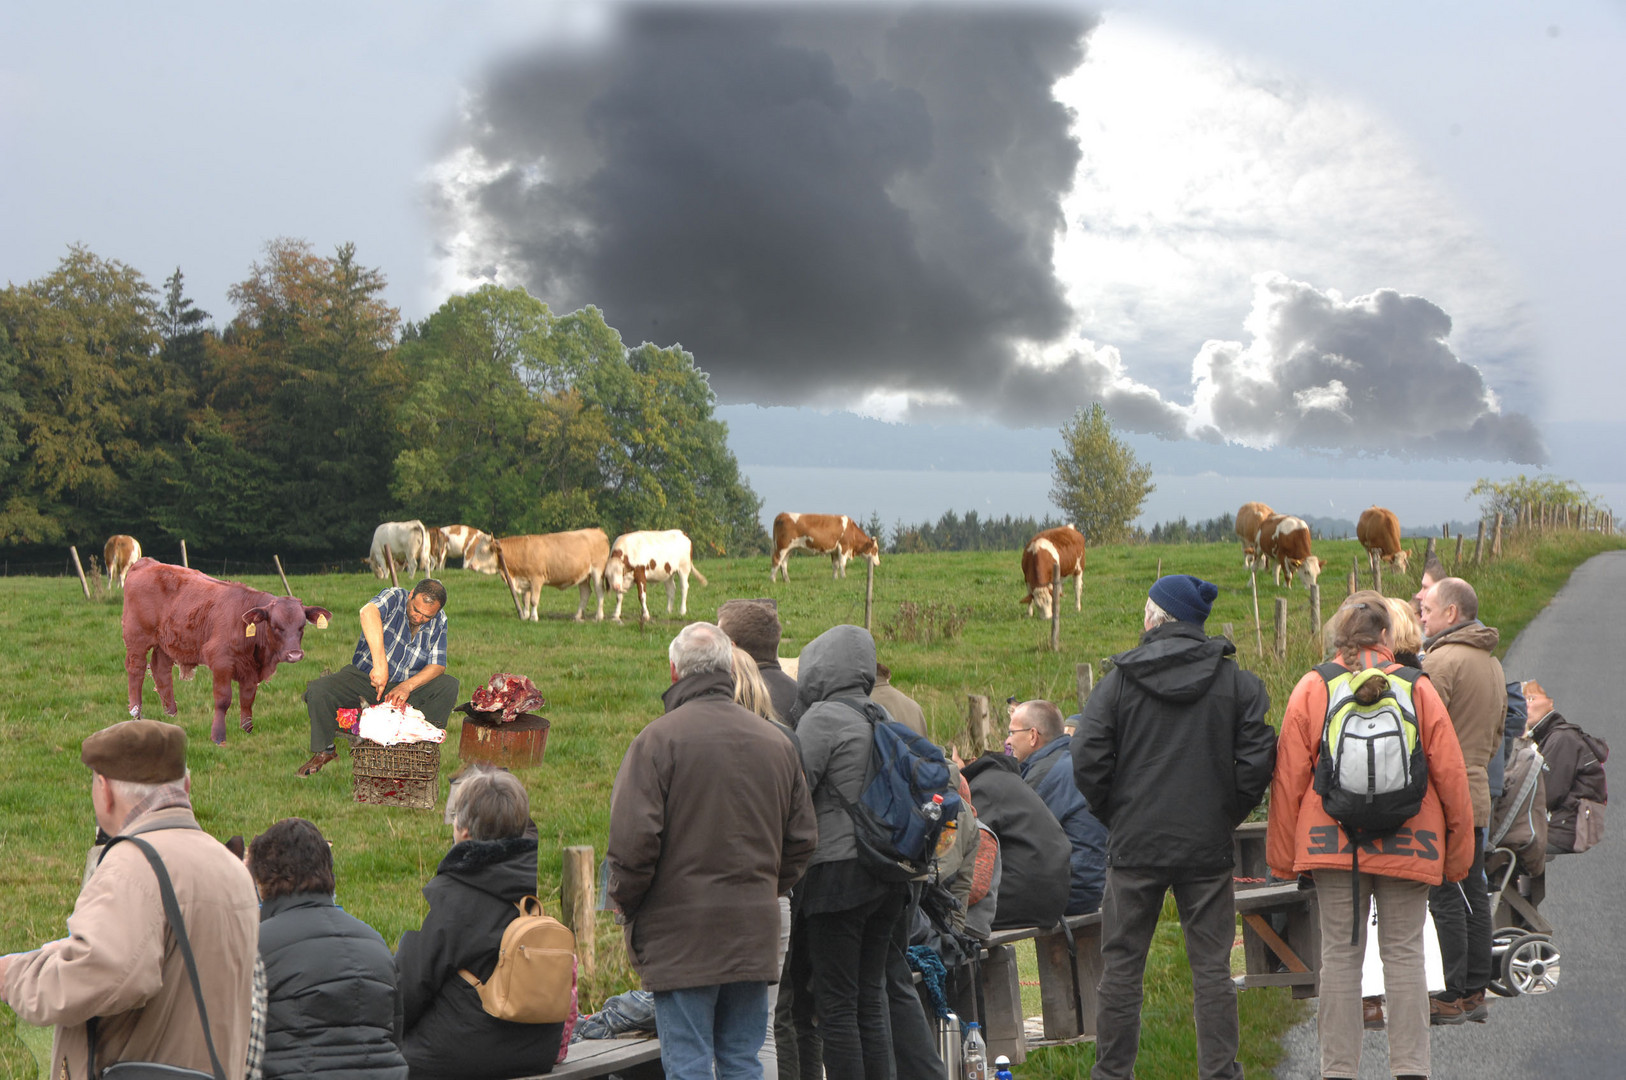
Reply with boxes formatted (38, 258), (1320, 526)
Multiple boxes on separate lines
(0, 242), (766, 564)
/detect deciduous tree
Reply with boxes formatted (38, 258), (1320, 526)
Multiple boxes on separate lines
(1049, 403), (1154, 545)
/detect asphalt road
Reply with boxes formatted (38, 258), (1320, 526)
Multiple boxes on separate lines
(1275, 549), (1626, 1079)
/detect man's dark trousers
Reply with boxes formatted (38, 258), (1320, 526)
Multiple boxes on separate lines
(1093, 866), (1242, 1080)
(303, 664), (460, 752)
(1429, 825), (1492, 1000)
(884, 884), (942, 1080)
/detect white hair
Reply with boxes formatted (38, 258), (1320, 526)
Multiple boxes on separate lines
(105, 770), (190, 803)
(669, 622), (736, 679)
(1144, 598), (1175, 630)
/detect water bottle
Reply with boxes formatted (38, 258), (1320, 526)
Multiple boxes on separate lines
(922, 793), (945, 822)
(994, 1054), (1013, 1080)
(963, 1020), (987, 1080)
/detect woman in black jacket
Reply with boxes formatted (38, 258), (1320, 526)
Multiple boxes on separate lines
(395, 770), (564, 1079)
(250, 818), (408, 1080)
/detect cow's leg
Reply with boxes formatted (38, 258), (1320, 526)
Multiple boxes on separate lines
(592, 572), (605, 621)
(1075, 567), (1084, 612)
(126, 646), (150, 718)
(831, 552), (841, 579)
(575, 580), (589, 622)
(527, 586), (540, 622)
(638, 580), (650, 622)
(675, 574), (687, 616)
(611, 587), (625, 622)
(151, 645), (179, 717)
(209, 668), (234, 745)
(666, 577), (678, 615)
(237, 677), (258, 735)
(769, 549), (785, 582)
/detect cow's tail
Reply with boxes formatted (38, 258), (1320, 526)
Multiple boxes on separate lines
(691, 566), (709, 587)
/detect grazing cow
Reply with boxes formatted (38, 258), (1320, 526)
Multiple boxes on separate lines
(1234, 502), (1274, 570)
(426, 527), (448, 572)
(121, 558), (332, 744)
(605, 530), (710, 622)
(438, 524), (488, 568)
(1257, 514), (1323, 588)
(769, 513), (881, 581)
(1020, 524), (1087, 618)
(470, 528), (610, 621)
(104, 534), (142, 589)
(368, 520), (432, 578)
(1357, 506), (1410, 574)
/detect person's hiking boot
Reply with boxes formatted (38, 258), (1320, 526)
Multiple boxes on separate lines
(297, 749), (337, 777)
(1429, 995), (1468, 1026)
(1363, 995), (1385, 1030)
(1460, 989), (1489, 1023)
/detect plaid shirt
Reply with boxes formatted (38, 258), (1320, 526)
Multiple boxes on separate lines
(353, 587), (447, 680)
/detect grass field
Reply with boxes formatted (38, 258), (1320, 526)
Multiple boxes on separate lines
(1, 526), (1617, 1079)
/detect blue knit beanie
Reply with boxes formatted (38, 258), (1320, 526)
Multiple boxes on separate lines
(1149, 574), (1219, 625)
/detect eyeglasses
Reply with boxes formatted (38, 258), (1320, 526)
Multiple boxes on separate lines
(1006, 726), (1036, 737)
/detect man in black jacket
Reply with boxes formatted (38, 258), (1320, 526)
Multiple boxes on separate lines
(1073, 575), (1275, 1080)
(960, 752), (1071, 932)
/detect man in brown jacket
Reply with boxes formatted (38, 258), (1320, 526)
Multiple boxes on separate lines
(608, 621), (818, 1080)
(1419, 577), (1507, 1025)
(1, 720), (259, 1079)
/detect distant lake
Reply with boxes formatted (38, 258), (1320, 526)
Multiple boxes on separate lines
(739, 465), (1626, 533)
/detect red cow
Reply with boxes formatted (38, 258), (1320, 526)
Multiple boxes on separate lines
(1256, 514), (1323, 588)
(121, 558), (332, 745)
(1357, 506), (1410, 573)
(770, 513), (881, 581)
(1234, 502), (1273, 570)
(1020, 524), (1086, 618)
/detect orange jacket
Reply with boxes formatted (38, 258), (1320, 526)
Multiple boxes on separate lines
(1267, 647), (1475, 885)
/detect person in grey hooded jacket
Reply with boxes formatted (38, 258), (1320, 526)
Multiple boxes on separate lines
(788, 625), (909, 1080)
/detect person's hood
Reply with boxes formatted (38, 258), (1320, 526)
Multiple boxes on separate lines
(795, 624), (876, 707)
(962, 752), (1022, 783)
(1531, 710), (1610, 762)
(1424, 619), (1499, 653)
(1110, 621), (1234, 703)
(436, 834), (538, 900)
(661, 668), (736, 713)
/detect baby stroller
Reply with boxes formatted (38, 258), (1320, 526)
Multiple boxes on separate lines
(1484, 735), (1560, 997)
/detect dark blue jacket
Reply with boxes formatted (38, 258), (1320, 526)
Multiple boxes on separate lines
(1021, 737), (1107, 915)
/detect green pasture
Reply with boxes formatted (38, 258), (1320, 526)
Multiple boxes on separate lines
(1, 527), (1618, 1079)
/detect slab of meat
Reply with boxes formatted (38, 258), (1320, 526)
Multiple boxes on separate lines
(469, 673), (546, 724)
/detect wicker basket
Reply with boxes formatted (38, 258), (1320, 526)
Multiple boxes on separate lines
(350, 738), (441, 810)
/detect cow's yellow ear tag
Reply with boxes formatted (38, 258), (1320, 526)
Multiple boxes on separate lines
(244, 623), (256, 638)
(316, 615), (329, 629)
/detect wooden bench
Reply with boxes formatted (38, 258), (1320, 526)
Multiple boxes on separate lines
(539, 1035), (663, 1080)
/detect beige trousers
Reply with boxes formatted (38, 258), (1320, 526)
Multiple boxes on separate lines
(1313, 870), (1432, 1078)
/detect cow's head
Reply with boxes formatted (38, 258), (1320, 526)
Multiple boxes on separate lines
(604, 550), (637, 592)
(1296, 555), (1323, 587)
(464, 534), (500, 575)
(242, 599), (333, 666)
(1390, 549), (1410, 574)
(854, 531), (881, 567)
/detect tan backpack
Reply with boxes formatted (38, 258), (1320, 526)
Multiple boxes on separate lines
(460, 895), (577, 1023)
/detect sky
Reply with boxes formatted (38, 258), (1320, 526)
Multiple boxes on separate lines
(4, 1), (1623, 530)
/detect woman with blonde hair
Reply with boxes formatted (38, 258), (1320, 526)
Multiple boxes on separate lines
(732, 645), (783, 725)
(1268, 591), (1474, 1080)
(1383, 597), (1424, 667)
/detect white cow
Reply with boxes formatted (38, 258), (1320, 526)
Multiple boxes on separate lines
(605, 530), (709, 622)
(368, 520), (432, 579)
(438, 524), (489, 569)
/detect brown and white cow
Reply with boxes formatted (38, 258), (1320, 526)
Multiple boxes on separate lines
(1020, 524), (1086, 618)
(469, 528), (610, 621)
(426, 527), (448, 572)
(1257, 513), (1323, 588)
(1234, 502), (1274, 570)
(104, 534), (142, 589)
(438, 524), (489, 569)
(770, 513), (881, 581)
(368, 520), (432, 578)
(121, 558), (332, 744)
(1357, 506), (1410, 574)
(605, 529), (709, 622)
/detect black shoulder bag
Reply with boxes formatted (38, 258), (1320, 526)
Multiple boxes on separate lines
(86, 835), (230, 1080)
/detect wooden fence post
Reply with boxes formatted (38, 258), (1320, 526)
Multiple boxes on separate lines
(179, 539), (189, 568)
(1374, 559), (1383, 595)
(1424, 536), (1437, 567)
(1493, 513), (1504, 557)
(273, 555), (293, 597)
(1050, 577), (1061, 652)
(864, 560), (874, 633)
(967, 695), (992, 755)
(1442, 522), (1450, 539)
(1347, 558), (1357, 597)
(385, 547), (400, 590)
(1273, 598), (1287, 660)
(1250, 571), (1264, 658)
(561, 846), (597, 975)
(1453, 534), (1464, 569)
(1155, 558), (1162, 581)
(1309, 583), (1322, 644)
(1474, 520), (1486, 566)
(69, 546), (90, 599)
(1075, 663), (1094, 716)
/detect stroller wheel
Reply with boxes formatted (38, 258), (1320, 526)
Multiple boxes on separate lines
(1502, 934), (1561, 996)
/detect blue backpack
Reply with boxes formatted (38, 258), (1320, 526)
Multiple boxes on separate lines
(831, 697), (964, 882)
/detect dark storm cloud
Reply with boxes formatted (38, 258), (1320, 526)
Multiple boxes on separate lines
(437, 3), (1094, 407)
(1188, 274), (1546, 463)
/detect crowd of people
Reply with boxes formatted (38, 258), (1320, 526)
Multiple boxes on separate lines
(0, 560), (1605, 1080)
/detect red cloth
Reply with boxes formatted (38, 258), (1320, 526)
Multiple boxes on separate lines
(470, 673), (546, 724)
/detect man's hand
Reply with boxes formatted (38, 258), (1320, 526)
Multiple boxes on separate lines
(385, 683), (411, 708)
(369, 660), (389, 698)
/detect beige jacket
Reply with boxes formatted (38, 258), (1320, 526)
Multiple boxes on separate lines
(4, 806), (259, 1080)
(1422, 622), (1508, 827)
(870, 675), (928, 738)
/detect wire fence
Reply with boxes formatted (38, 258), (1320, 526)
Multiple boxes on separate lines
(0, 555), (371, 579)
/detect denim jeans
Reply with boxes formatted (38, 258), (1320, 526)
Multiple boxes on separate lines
(653, 981), (772, 1080)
